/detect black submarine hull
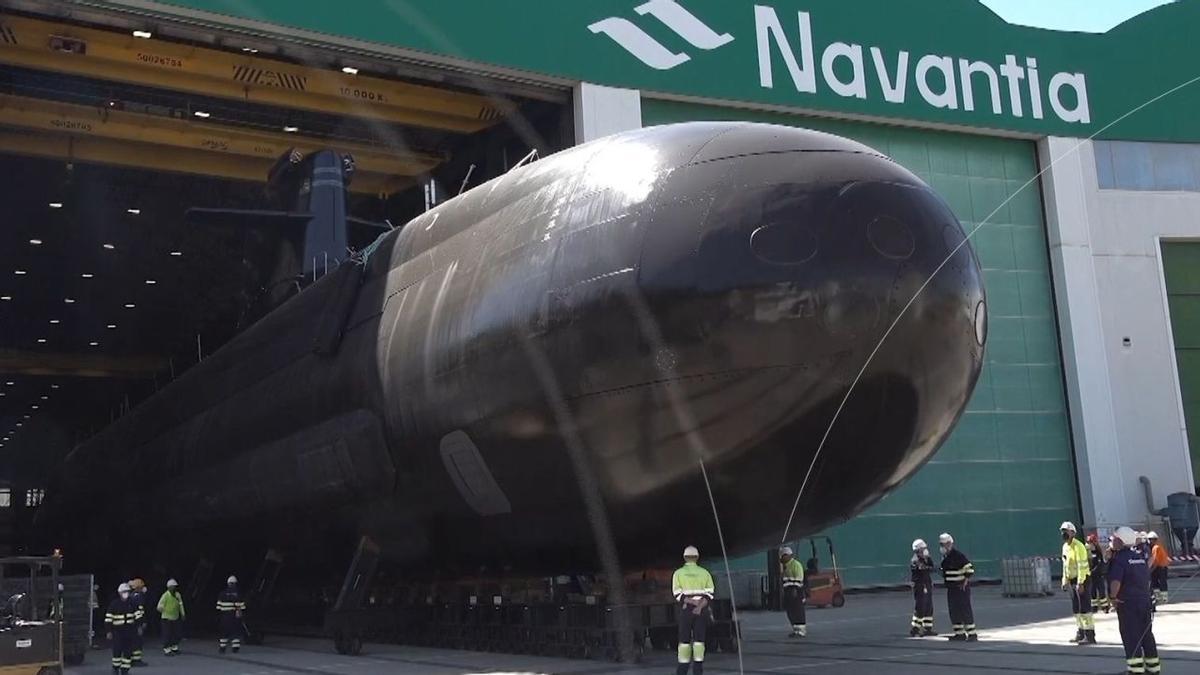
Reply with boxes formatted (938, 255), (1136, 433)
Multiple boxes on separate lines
(40, 122), (986, 578)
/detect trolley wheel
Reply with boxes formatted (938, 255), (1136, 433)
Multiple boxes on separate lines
(831, 592), (846, 608)
(333, 632), (362, 655)
(649, 628), (671, 651)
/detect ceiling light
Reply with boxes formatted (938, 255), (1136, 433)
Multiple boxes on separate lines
(40, 396), (47, 400)
(127, 208), (141, 215)
(341, 66), (359, 75)
(29, 239), (43, 245)
(48, 202), (63, 209)
(15, 423), (22, 427)
(49, 319), (60, 325)
(241, 47), (258, 53)
(81, 273), (94, 279)
(132, 30), (152, 39)
(169, 251), (182, 257)
(124, 303), (135, 309)
(64, 298), (75, 304)
(89, 341), (99, 347)
(193, 110), (211, 119)
(102, 244), (115, 250)
(106, 324), (116, 329)
(145, 279), (157, 285)
(3, 382), (12, 386)
(36, 338), (46, 344)
(1, 296), (10, 301)
(283, 125), (299, 133)
(14, 270), (26, 275)
(50, 384), (59, 390)
(30, 405), (38, 410)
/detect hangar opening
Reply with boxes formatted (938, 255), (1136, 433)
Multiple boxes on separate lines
(0, 0), (571, 563)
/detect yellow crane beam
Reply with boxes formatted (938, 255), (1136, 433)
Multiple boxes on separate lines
(0, 13), (513, 133)
(0, 92), (442, 178)
(0, 129), (413, 196)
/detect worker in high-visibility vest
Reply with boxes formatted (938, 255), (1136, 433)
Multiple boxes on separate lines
(1060, 521), (1095, 644)
(672, 546), (715, 675)
(1147, 532), (1170, 606)
(780, 546), (806, 638)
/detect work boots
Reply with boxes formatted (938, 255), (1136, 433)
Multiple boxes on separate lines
(1084, 630), (1096, 644)
(910, 626), (922, 637)
(1070, 629), (1084, 644)
(922, 628), (938, 637)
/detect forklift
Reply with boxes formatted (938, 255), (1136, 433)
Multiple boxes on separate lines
(800, 537), (846, 608)
(769, 537), (846, 610)
(0, 553), (65, 675)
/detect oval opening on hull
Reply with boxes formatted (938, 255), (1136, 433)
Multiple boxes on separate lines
(975, 300), (988, 347)
(750, 223), (818, 265)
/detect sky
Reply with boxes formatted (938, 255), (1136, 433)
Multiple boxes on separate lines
(979, 0), (1178, 33)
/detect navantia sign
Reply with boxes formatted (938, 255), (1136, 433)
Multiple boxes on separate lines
(136, 0), (1200, 141)
(590, 2), (1091, 125)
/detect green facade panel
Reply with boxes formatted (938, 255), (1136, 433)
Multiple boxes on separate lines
(1161, 242), (1200, 488)
(641, 98), (1078, 585)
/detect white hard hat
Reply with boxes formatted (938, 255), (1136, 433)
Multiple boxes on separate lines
(1113, 526), (1137, 545)
(682, 546), (699, 559)
(938, 533), (954, 545)
(1147, 531), (1158, 540)
(780, 546), (794, 556)
(227, 575), (238, 584)
(118, 583), (130, 593)
(1060, 521), (1076, 532)
(912, 538), (927, 551)
(166, 579), (178, 588)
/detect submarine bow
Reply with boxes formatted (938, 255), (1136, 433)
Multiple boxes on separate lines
(40, 122), (985, 575)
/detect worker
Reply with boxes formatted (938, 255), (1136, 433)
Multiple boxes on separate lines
(216, 575), (246, 654)
(157, 578), (185, 656)
(910, 538), (936, 637)
(1147, 532), (1170, 606)
(90, 583), (102, 648)
(1060, 521), (1096, 644)
(127, 578), (147, 666)
(104, 583), (137, 675)
(1108, 526), (1161, 674)
(938, 533), (977, 642)
(780, 546), (806, 638)
(671, 546), (714, 675)
(1087, 533), (1111, 613)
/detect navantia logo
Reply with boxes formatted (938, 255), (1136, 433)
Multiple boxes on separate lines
(589, 1), (1092, 126)
(588, 0), (733, 71)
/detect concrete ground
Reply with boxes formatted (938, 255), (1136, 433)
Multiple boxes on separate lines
(67, 583), (1200, 674)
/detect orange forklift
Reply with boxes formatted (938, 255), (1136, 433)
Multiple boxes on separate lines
(770, 537), (845, 609)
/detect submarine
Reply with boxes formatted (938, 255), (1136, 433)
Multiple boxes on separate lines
(38, 121), (986, 580)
